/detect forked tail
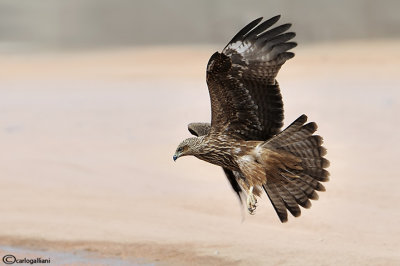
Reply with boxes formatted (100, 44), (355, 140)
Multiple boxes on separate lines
(262, 114), (330, 222)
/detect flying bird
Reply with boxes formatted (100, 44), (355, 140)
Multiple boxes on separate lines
(173, 15), (329, 223)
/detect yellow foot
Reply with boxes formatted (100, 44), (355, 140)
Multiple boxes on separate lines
(246, 186), (257, 215)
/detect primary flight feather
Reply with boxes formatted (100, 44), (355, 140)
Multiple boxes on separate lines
(173, 15), (329, 223)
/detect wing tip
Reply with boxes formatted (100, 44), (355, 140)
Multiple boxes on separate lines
(278, 52), (295, 62)
(289, 41), (298, 49)
(250, 17), (264, 28)
(266, 14), (281, 26)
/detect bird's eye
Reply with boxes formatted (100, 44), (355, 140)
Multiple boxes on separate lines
(178, 147), (183, 152)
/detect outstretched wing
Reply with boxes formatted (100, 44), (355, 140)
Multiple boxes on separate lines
(207, 15), (295, 140)
(188, 123), (246, 204)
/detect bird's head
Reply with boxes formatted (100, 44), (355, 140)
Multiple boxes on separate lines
(173, 137), (199, 161)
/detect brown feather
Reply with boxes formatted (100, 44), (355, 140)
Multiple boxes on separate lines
(176, 17), (329, 223)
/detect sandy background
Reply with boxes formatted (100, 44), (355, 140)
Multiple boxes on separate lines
(0, 41), (399, 265)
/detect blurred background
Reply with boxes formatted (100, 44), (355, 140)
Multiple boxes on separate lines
(0, 1), (399, 265)
(0, 0), (400, 51)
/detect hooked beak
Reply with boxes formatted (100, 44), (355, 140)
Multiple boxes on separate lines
(173, 154), (178, 162)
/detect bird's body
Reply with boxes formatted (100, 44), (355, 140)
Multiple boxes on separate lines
(174, 15), (329, 222)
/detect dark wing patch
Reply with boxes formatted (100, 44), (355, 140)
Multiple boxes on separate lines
(223, 168), (246, 205)
(207, 16), (295, 140)
(242, 83), (284, 140)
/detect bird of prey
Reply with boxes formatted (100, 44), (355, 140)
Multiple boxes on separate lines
(173, 15), (329, 223)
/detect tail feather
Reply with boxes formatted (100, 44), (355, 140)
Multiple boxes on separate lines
(283, 122), (317, 144)
(280, 136), (326, 158)
(262, 114), (329, 222)
(273, 182), (301, 217)
(302, 168), (330, 182)
(266, 114), (307, 147)
(281, 170), (320, 200)
(301, 174), (326, 191)
(281, 181), (311, 208)
(291, 179), (319, 200)
(263, 184), (288, 223)
(300, 157), (330, 168)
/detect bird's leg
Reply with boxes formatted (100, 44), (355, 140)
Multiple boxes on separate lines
(246, 186), (257, 215)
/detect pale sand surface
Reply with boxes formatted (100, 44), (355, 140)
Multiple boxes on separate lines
(0, 41), (399, 265)
(0, 245), (145, 265)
